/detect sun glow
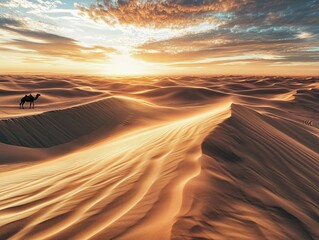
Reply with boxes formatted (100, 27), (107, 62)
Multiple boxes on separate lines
(105, 54), (153, 76)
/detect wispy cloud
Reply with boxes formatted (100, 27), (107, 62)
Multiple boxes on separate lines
(0, 0), (63, 13)
(133, 27), (318, 64)
(0, 17), (117, 62)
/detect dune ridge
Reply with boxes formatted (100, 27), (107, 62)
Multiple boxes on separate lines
(172, 104), (319, 239)
(0, 97), (160, 148)
(0, 102), (232, 240)
(0, 75), (318, 239)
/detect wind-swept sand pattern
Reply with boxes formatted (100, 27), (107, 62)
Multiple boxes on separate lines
(0, 75), (318, 239)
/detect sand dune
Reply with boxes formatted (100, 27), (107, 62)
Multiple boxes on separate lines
(0, 97), (164, 148)
(172, 104), (318, 239)
(136, 86), (227, 106)
(0, 75), (318, 239)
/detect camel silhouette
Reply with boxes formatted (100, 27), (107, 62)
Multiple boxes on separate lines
(20, 93), (41, 109)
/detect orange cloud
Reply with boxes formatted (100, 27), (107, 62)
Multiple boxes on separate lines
(77, 0), (247, 28)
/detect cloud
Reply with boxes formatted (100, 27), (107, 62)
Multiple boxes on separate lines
(0, 17), (117, 62)
(0, 0), (63, 13)
(133, 26), (319, 63)
(0, 17), (23, 27)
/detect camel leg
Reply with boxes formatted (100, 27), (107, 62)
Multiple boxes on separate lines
(29, 102), (32, 109)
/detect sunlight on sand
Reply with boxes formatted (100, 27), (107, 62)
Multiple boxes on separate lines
(0, 75), (318, 239)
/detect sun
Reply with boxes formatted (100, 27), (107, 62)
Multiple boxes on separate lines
(105, 54), (152, 76)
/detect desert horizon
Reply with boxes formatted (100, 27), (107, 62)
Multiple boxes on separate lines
(1, 0), (319, 239)
(2, 72), (319, 77)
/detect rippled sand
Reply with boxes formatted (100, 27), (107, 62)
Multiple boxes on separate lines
(0, 75), (318, 239)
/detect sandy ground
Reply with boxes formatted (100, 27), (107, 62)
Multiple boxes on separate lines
(0, 75), (318, 239)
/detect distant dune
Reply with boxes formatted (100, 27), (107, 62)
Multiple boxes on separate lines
(0, 75), (318, 239)
(137, 86), (227, 106)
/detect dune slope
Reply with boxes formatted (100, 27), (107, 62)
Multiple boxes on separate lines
(0, 97), (159, 148)
(172, 104), (319, 239)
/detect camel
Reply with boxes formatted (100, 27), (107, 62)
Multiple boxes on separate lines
(20, 93), (41, 109)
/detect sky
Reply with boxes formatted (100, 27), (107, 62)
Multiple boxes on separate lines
(0, 0), (318, 76)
